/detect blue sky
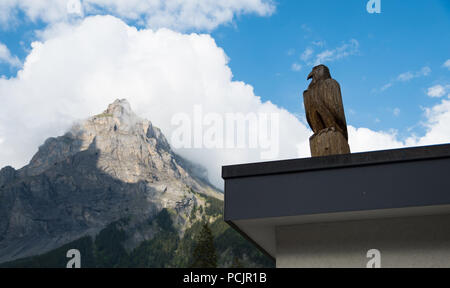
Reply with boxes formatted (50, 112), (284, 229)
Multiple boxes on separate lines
(0, 0), (450, 185)
(0, 0), (449, 141)
(211, 0), (450, 139)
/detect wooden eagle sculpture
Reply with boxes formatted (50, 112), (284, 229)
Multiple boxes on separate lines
(303, 64), (350, 156)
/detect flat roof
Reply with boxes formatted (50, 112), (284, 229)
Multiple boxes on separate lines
(222, 143), (450, 260)
(223, 143), (450, 179)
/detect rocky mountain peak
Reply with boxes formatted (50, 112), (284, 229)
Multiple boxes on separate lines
(23, 99), (215, 197)
(0, 99), (222, 263)
(90, 98), (148, 135)
(25, 99), (172, 179)
(105, 99), (133, 119)
(100, 99), (143, 133)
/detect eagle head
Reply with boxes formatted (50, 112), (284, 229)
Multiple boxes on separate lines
(307, 64), (332, 88)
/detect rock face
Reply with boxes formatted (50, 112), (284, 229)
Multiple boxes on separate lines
(0, 99), (222, 263)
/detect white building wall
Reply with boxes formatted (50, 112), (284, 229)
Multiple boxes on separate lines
(276, 213), (450, 268)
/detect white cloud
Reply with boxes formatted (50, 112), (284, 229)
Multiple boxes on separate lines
(301, 24), (312, 33)
(348, 127), (405, 152)
(407, 97), (450, 146)
(443, 59), (450, 70)
(397, 72), (414, 82)
(397, 66), (431, 82)
(380, 83), (392, 91)
(0, 42), (20, 67)
(0, 0), (275, 31)
(286, 48), (295, 56)
(0, 16), (449, 190)
(0, 16), (309, 188)
(312, 41), (325, 47)
(427, 84), (449, 98)
(313, 39), (359, 65)
(294, 39), (358, 68)
(0, 0), (76, 28)
(300, 48), (313, 62)
(393, 108), (400, 117)
(380, 66), (431, 92)
(291, 63), (302, 72)
(360, 93), (450, 152)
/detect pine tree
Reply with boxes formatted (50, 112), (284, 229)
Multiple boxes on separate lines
(231, 256), (243, 268)
(190, 223), (217, 268)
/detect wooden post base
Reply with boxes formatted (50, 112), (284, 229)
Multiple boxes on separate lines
(309, 127), (350, 157)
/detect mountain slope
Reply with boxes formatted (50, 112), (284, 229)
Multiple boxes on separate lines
(0, 99), (232, 264)
(0, 208), (273, 268)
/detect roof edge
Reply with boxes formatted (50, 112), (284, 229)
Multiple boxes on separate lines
(222, 143), (450, 179)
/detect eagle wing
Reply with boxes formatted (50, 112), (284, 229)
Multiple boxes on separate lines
(303, 89), (314, 130)
(323, 78), (348, 139)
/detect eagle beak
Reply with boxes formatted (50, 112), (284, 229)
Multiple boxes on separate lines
(307, 71), (313, 80)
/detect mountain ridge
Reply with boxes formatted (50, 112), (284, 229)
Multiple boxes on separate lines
(0, 99), (226, 264)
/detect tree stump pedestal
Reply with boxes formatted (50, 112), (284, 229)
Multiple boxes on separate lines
(309, 127), (350, 157)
